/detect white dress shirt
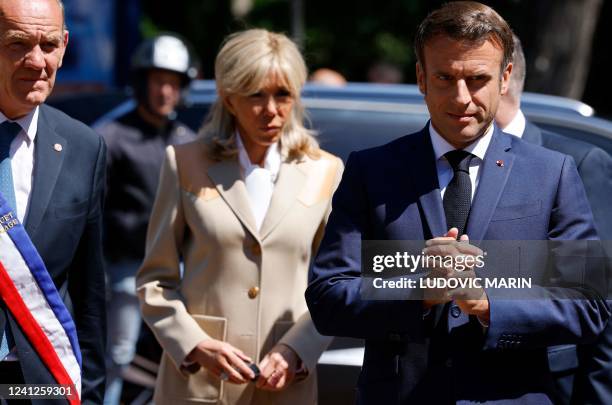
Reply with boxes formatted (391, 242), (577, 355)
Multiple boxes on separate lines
(236, 133), (281, 231)
(501, 109), (526, 138)
(428, 123), (494, 328)
(0, 107), (38, 223)
(429, 122), (494, 201)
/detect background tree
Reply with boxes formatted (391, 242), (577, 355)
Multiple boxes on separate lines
(524, 0), (603, 100)
(138, 0), (611, 116)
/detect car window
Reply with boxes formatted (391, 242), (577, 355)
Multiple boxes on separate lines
(309, 108), (428, 161)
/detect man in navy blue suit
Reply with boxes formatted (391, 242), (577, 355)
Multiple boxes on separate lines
(306, 2), (610, 404)
(496, 34), (612, 405)
(0, 0), (105, 403)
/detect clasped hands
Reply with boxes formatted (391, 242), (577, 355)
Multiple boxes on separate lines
(186, 339), (301, 391)
(422, 227), (490, 323)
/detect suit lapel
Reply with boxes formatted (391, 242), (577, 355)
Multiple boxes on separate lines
(417, 185), (447, 238)
(405, 128), (447, 237)
(207, 159), (260, 241)
(25, 107), (66, 237)
(259, 161), (306, 240)
(466, 128), (515, 242)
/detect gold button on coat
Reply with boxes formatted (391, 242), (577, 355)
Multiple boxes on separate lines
(248, 286), (260, 299)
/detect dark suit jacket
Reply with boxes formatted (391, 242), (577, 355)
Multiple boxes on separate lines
(0, 105), (106, 404)
(306, 125), (610, 404)
(522, 120), (612, 405)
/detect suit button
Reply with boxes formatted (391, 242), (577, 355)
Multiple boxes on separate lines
(251, 244), (262, 256)
(450, 305), (461, 318)
(248, 286), (260, 299)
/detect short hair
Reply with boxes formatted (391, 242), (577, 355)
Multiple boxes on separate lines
(414, 1), (514, 74)
(309, 68), (347, 87)
(508, 33), (526, 98)
(201, 29), (319, 161)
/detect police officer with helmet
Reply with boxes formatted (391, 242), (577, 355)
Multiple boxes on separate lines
(96, 33), (199, 405)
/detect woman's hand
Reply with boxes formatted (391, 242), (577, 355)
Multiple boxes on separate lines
(186, 339), (255, 384)
(256, 344), (301, 391)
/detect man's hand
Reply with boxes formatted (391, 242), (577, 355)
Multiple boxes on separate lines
(256, 344), (300, 391)
(452, 233), (490, 323)
(423, 228), (458, 309)
(422, 228), (490, 323)
(186, 339), (255, 384)
(422, 228), (461, 308)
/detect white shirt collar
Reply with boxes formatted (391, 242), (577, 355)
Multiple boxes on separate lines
(429, 120), (494, 162)
(235, 131), (281, 181)
(0, 106), (39, 144)
(501, 109), (526, 138)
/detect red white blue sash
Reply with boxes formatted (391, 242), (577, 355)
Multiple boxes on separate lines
(0, 192), (81, 404)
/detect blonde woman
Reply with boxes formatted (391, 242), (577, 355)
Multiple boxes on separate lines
(136, 29), (343, 404)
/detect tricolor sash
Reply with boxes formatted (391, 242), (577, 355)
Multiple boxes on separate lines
(0, 192), (81, 404)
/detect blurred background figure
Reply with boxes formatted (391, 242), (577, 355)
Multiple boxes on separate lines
(495, 33), (612, 405)
(136, 28), (343, 404)
(367, 61), (403, 84)
(96, 33), (199, 405)
(495, 34), (612, 241)
(309, 68), (347, 87)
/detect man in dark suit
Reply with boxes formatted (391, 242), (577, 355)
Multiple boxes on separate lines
(0, 0), (105, 403)
(306, 2), (609, 404)
(496, 34), (612, 405)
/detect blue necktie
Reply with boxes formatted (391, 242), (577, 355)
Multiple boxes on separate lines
(0, 120), (20, 359)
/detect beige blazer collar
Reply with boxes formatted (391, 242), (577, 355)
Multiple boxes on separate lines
(259, 161), (306, 240)
(208, 159), (259, 240)
(207, 158), (306, 242)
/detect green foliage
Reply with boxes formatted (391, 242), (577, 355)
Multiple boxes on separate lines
(140, 0), (428, 82)
(136, 0), (602, 99)
(374, 32), (412, 66)
(139, 16), (159, 39)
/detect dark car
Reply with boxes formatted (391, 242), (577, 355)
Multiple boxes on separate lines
(60, 81), (612, 404)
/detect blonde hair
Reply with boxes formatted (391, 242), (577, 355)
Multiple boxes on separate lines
(201, 29), (320, 161)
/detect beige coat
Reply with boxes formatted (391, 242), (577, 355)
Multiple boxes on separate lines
(136, 139), (343, 404)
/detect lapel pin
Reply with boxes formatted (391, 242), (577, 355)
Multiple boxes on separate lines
(496, 159), (504, 167)
(54, 143), (63, 152)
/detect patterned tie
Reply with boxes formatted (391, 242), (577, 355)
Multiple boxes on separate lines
(443, 150), (474, 237)
(0, 120), (20, 359)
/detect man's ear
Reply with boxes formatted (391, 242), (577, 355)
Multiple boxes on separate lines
(416, 62), (427, 95)
(58, 30), (69, 68)
(500, 62), (512, 95)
